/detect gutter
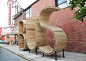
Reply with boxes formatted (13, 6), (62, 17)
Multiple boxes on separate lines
(13, 12), (22, 20)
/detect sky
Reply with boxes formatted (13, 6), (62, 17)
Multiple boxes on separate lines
(0, 0), (37, 27)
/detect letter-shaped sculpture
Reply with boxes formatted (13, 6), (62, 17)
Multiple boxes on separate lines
(19, 33), (28, 50)
(26, 17), (46, 54)
(18, 20), (28, 50)
(18, 6), (67, 60)
(38, 6), (67, 57)
(19, 20), (26, 34)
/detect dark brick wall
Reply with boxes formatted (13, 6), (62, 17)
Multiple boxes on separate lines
(14, 10), (25, 26)
(31, 0), (86, 53)
(15, 15), (22, 26)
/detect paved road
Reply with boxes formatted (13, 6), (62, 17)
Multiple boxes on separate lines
(0, 47), (28, 61)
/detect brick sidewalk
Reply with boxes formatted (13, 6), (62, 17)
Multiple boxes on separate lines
(0, 44), (86, 61)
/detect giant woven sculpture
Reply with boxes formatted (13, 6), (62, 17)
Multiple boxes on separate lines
(18, 6), (67, 60)
(18, 20), (28, 50)
(19, 20), (26, 34)
(38, 6), (67, 56)
(19, 33), (28, 50)
(26, 18), (36, 50)
(26, 17), (46, 53)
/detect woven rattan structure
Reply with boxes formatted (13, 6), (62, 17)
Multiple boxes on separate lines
(38, 6), (67, 55)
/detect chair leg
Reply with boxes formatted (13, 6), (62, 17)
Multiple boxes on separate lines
(29, 49), (30, 53)
(63, 49), (65, 58)
(35, 48), (38, 55)
(55, 51), (58, 60)
(42, 53), (44, 57)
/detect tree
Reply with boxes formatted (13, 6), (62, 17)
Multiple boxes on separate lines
(69, 0), (86, 22)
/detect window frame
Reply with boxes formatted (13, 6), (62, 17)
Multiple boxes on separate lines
(55, 0), (68, 9)
(25, 7), (32, 19)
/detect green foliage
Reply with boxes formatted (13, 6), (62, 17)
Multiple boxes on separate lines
(69, 0), (86, 22)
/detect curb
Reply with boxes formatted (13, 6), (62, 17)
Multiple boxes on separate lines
(1, 46), (36, 61)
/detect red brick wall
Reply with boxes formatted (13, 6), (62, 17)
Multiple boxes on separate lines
(31, 0), (86, 53)
(5, 36), (15, 42)
(14, 11), (25, 26)
(10, 37), (15, 41)
(15, 15), (22, 26)
(32, 0), (55, 18)
(50, 8), (86, 53)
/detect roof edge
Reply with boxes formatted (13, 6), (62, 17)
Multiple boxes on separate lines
(13, 0), (39, 20)
(23, 0), (39, 12)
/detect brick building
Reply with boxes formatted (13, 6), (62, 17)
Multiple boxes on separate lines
(0, 0), (19, 44)
(14, 0), (86, 53)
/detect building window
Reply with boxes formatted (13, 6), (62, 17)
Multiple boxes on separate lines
(55, 0), (69, 8)
(25, 7), (32, 19)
